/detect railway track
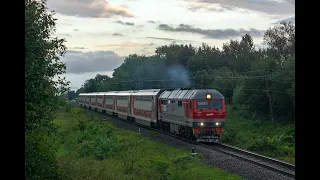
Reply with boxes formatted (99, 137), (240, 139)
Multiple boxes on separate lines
(82, 106), (295, 179)
(210, 144), (295, 178)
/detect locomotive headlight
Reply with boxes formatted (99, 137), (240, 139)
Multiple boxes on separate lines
(206, 93), (212, 99)
(215, 122), (220, 126)
(200, 122), (204, 126)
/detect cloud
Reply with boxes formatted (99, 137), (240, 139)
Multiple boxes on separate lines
(157, 24), (265, 39)
(284, 0), (295, 5)
(185, 0), (294, 15)
(70, 47), (86, 50)
(73, 29), (79, 31)
(273, 16), (295, 24)
(146, 36), (179, 41)
(187, 2), (229, 12)
(58, 22), (73, 26)
(112, 33), (123, 36)
(61, 50), (125, 74)
(57, 33), (72, 37)
(63, 71), (114, 90)
(147, 20), (156, 23)
(95, 42), (151, 47)
(47, 0), (135, 18)
(114, 20), (135, 26)
(146, 36), (196, 43)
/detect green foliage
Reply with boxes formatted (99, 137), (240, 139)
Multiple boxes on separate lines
(248, 133), (295, 159)
(25, 129), (60, 180)
(76, 121), (119, 160)
(212, 67), (238, 103)
(61, 90), (77, 100)
(57, 98), (67, 106)
(222, 108), (295, 163)
(54, 107), (244, 180)
(263, 22), (295, 63)
(25, 0), (69, 179)
(64, 102), (72, 113)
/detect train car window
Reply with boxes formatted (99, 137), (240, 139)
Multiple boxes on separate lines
(178, 101), (182, 107)
(189, 101), (192, 110)
(171, 100), (175, 103)
(164, 100), (167, 105)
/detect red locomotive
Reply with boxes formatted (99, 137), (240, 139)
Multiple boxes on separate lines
(78, 88), (226, 143)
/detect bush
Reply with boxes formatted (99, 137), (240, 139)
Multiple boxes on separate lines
(248, 135), (278, 152)
(25, 129), (60, 180)
(221, 130), (236, 143)
(57, 98), (67, 106)
(76, 119), (120, 160)
(248, 133), (295, 158)
(64, 102), (72, 113)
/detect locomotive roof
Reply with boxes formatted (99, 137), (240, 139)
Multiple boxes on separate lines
(159, 89), (224, 100)
(132, 89), (163, 96)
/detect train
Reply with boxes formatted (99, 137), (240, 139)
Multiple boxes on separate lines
(77, 88), (226, 143)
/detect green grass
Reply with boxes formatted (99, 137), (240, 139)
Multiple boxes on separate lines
(54, 106), (244, 180)
(222, 107), (295, 163)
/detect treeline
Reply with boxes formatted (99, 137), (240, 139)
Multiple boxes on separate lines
(76, 22), (295, 123)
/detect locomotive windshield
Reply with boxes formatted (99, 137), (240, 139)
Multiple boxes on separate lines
(210, 100), (222, 109)
(196, 101), (209, 109)
(196, 100), (222, 110)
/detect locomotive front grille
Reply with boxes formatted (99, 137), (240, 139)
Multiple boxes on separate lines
(204, 130), (213, 136)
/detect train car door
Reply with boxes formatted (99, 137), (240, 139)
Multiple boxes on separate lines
(129, 95), (132, 116)
(184, 100), (188, 117)
(102, 95), (106, 110)
(185, 100), (193, 118)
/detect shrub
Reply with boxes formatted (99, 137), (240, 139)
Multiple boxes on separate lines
(64, 103), (72, 113)
(221, 130), (236, 143)
(75, 119), (120, 160)
(248, 134), (295, 156)
(25, 129), (60, 180)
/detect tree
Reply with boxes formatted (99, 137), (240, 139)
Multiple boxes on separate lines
(155, 43), (195, 66)
(263, 22), (295, 64)
(76, 87), (85, 95)
(67, 90), (77, 100)
(25, 0), (69, 179)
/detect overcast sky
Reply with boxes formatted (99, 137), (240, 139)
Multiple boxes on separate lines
(47, 0), (295, 90)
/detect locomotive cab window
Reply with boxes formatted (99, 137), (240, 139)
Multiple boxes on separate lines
(189, 101), (192, 110)
(210, 100), (223, 109)
(196, 101), (209, 109)
(178, 101), (182, 107)
(163, 100), (167, 105)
